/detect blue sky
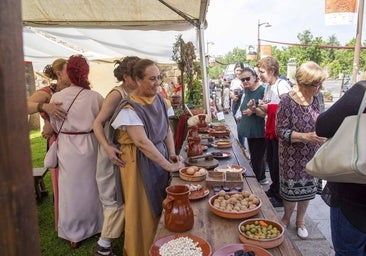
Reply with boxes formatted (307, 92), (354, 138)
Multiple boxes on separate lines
(204, 0), (364, 56)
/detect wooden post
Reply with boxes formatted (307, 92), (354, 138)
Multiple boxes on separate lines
(351, 0), (365, 85)
(0, 0), (41, 255)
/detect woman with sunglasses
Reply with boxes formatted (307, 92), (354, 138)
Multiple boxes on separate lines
(237, 67), (267, 184)
(276, 61), (327, 239)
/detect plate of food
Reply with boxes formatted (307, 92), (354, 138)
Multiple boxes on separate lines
(184, 145), (208, 151)
(214, 165), (246, 174)
(187, 184), (210, 200)
(213, 140), (232, 149)
(212, 243), (273, 256)
(211, 151), (231, 159)
(149, 234), (212, 256)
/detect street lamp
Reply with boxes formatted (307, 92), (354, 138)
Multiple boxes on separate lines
(257, 19), (271, 60)
(206, 41), (214, 56)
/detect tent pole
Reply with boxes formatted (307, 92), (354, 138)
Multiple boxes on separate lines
(0, 0), (41, 255)
(197, 26), (210, 115)
(351, 0), (364, 85)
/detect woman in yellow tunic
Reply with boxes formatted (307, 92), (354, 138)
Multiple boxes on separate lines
(111, 59), (184, 256)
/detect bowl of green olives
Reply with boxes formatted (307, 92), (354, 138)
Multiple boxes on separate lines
(238, 218), (284, 249)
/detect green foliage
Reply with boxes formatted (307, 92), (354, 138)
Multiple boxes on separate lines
(208, 30), (366, 80)
(30, 131), (124, 255)
(185, 78), (203, 107)
(30, 130), (47, 166)
(172, 34), (203, 109)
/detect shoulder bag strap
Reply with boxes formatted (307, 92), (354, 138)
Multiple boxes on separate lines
(56, 88), (84, 136)
(355, 91), (366, 172)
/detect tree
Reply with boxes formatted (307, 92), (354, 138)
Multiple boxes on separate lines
(208, 29), (366, 81)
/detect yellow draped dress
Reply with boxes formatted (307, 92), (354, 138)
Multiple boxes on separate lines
(115, 94), (170, 256)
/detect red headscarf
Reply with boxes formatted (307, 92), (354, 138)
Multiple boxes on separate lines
(67, 55), (91, 89)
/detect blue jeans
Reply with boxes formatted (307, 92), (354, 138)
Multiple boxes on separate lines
(331, 207), (366, 256)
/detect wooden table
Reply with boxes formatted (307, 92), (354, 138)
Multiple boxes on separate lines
(154, 132), (302, 255)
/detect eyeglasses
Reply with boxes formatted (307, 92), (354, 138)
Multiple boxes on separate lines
(240, 77), (251, 82)
(308, 82), (322, 88)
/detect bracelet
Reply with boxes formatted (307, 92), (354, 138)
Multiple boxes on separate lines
(283, 129), (292, 143)
(37, 103), (44, 112)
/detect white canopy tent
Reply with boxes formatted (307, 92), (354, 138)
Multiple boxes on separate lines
(23, 27), (196, 70)
(22, 0), (211, 111)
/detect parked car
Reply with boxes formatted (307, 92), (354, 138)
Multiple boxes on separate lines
(342, 75), (351, 92)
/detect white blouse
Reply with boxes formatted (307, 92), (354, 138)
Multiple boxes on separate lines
(111, 106), (174, 131)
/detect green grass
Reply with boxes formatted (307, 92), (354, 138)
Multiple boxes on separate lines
(30, 131), (123, 255)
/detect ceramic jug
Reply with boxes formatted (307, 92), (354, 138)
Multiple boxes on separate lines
(197, 114), (207, 128)
(162, 185), (194, 232)
(188, 125), (199, 139)
(187, 137), (203, 157)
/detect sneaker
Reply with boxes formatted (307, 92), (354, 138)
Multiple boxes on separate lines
(259, 179), (269, 185)
(269, 197), (283, 207)
(93, 244), (116, 256)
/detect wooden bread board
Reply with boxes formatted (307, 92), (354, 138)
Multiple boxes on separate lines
(184, 157), (219, 169)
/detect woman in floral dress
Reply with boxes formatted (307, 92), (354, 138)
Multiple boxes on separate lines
(276, 61), (326, 239)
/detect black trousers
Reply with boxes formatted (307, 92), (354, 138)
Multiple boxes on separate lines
(265, 139), (280, 199)
(247, 138), (266, 181)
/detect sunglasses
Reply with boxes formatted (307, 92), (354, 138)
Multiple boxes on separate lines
(240, 76), (251, 82)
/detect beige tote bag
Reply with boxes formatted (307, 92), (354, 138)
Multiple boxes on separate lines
(306, 91), (366, 184)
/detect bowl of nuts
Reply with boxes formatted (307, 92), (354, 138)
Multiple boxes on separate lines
(238, 218), (285, 249)
(208, 190), (261, 219)
(149, 234), (212, 256)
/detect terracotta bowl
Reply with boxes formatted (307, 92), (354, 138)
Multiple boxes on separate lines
(208, 192), (261, 219)
(149, 234), (212, 256)
(209, 130), (230, 138)
(238, 218), (285, 249)
(213, 140), (232, 148)
(179, 167), (207, 182)
(213, 243), (273, 256)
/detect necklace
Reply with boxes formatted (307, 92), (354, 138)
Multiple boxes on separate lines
(290, 91), (313, 116)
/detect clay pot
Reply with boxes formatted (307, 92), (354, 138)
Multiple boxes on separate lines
(188, 125), (199, 139)
(197, 114), (207, 128)
(162, 185), (194, 232)
(187, 137), (203, 157)
(170, 95), (181, 105)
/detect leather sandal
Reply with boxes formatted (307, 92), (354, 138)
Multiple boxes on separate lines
(70, 242), (80, 249)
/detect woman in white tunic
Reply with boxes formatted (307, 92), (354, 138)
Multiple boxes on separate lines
(50, 55), (104, 248)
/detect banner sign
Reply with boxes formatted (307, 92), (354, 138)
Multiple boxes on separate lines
(325, 0), (358, 25)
